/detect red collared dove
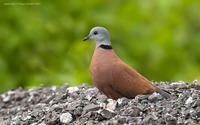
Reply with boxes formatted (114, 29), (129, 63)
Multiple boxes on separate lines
(83, 26), (170, 100)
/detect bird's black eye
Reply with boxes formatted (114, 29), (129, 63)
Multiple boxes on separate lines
(94, 31), (98, 35)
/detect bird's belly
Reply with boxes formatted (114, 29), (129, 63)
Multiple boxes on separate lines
(90, 65), (123, 99)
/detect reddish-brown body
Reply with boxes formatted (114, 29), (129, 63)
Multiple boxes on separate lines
(90, 47), (155, 99)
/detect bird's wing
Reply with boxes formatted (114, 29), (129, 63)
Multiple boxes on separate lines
(110, 60), (155, 98)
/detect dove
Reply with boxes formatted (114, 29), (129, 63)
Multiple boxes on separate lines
(83, 26), (170, 100)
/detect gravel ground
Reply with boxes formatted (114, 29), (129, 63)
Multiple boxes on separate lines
(0, 81), (200, 125)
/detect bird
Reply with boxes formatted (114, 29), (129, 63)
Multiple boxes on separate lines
(83, 26), (170, 100)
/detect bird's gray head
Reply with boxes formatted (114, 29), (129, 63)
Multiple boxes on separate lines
(83, 26), (111, 46)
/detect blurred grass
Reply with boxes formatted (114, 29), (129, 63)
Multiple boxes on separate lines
(0, 0), (200, 92)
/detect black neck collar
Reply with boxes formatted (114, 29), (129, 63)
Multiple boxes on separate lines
(99, 44), (112, 49)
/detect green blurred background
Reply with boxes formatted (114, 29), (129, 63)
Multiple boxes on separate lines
(0, 0), (200, 92)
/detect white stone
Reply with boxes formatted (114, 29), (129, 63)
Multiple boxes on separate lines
(171, 81), (186, 86)
(106, 99), (117, 112)
(50, 86), (57, 91)
(31, 122), (46, 125)
(117, 98), (123, 105)
(2, 95), (10, 102)
(67, 87), (79, 93)
(38, 122), (46, 125)
(59, 112), (73, 124)
(185, 97), (193, 105)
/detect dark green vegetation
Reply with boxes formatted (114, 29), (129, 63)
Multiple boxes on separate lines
(0, 0), (200, 92)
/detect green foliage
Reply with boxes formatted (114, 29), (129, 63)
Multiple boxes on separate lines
(0, 0), (200, 92)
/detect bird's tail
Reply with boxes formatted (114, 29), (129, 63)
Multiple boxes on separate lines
(155, 87), (171, 99)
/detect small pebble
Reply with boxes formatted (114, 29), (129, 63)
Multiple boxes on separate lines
(59, 112), (73, 124)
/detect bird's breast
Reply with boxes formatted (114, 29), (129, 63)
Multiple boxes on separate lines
(90, 48), (117, 88)
(90, 55), (112, 83)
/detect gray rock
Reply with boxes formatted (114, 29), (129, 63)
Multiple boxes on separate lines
(142, 114), (157, 125)
(121, 106), (141, 117)
(99, 109), (116, 119)
(116, 97), (129, 107)
(166, 115), (177, 125)
(148, 92), (162, 102)
(171, 81), (188, 89)
(184, 119), (198, 125)
(83, 104), (101, 113)
(0, 117), (9, 125)
(0, 81), (200, 124)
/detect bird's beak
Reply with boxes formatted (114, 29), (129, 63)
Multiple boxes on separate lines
(83, 35), (90, 41)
